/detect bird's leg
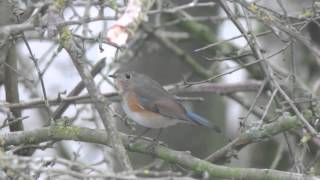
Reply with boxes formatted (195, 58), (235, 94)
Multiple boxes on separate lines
(146, 128), (163, 152)
(154, 128), (163, 142)
(130, 128), (150, 144)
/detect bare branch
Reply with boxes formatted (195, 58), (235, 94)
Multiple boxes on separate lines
(0, 110), (317, 180)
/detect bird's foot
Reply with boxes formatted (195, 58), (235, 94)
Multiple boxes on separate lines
(128, 135), (142, 145)
(146, 139), (167, 154)
(146, 140), (158, 153)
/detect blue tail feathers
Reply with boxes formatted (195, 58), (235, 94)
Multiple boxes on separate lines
(186, 111), (221, 133)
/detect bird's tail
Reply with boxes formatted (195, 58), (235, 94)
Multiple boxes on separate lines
(186, 111), (221, 133)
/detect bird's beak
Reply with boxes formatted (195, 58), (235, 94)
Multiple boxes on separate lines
(109, 74), (117, 78)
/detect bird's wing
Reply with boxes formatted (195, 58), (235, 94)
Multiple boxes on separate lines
(133, 89), (189, 122)
(153, 99), (189, 121)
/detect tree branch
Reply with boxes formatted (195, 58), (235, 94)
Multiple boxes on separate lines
(207, 110), (312, 162)
(0, 111), (317, 180)
(56, 0), (131, 170)
(233, 0), (320, 60)
(1, 80), (262, 110)
(59, 29), (132, 171)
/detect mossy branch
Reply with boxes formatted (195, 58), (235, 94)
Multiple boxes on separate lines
(1, 111), (317, 179)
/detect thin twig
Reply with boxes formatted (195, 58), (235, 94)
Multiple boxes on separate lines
(16, 15), (54, 122)
(259, 88), (278, 124)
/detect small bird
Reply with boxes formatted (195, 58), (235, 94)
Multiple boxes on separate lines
(109, 71), (221, 133)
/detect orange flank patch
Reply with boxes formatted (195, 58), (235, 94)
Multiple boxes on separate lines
(126, 93), (159, 116)
(126, 93), (147, 112)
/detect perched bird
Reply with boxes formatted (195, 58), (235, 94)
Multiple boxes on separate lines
(109, 71), (221, 133)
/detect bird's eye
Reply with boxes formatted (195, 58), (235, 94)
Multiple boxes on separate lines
(125, 73), (131, 79)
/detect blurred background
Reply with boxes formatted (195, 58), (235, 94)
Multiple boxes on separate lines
(1, 0), (320, 179)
